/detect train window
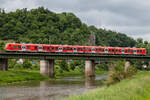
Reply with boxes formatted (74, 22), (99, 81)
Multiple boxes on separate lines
(137, 50), (139, 52)
(63, 48), (66, 50)
(119, 49), (121, 52)
(131, 50), (133, 52)
(27, 46), (30, 49)
(14, 46), (17, 49)
(102, 49), (104, 51)
(89, 49), (91, 51)
(134, 50), (136, 52)
(52, 47), (54, 50)
(85, 48), (88, 51)
(18, 46), (21, 49)
(116, 49), (118, 52)
(74, 48), (77, 50)
(35, 46), (38, 49)
(109, 49), (111, 51)
(22, 46), (25, 49)
(112, 49), (114, 52)
(56, 47), (58, 50)
(67, 47), (70, 50)
(99, 48), (101, 51)
(96, 49), (98, 51)
(70, 48), (73, 50)
(140, 50), (142, 52)
(128, 49), (130, 52)
(39, 47), (42, 49)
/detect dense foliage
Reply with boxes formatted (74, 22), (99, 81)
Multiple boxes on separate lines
(0, 7), (136, 47)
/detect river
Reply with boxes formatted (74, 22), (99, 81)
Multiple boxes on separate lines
(0, 75), (107, 100)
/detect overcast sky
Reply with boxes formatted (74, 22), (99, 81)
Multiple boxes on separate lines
(0, 0), (150, 41)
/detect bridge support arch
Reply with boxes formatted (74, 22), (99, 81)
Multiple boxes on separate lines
(0, 59), (8, 71)
(85, 60), (95, 79)
(40, 59), (54, 78)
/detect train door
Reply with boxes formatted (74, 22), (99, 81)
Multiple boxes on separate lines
(22, 44), (26, 51)
(134, 49), (137, 54)
(105, 48), (108, 53)
(74, 47), (77, 53)
(59, 46), (63, 52)
(122, 49), (125, 54)
(39, 45), (43, 52)
(92, 48), (95, 53)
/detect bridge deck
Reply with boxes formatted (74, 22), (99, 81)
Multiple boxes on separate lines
(0, 52), (149, 60)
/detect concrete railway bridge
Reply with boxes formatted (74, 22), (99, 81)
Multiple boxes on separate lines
(0, 53), (149, 79)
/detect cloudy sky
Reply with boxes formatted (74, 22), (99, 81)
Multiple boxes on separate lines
(0, 0), (150, 41)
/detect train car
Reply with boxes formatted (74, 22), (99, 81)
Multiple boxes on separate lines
(136, 48), (146, 55)
(5, 43), (147, 55)
(94, 46), (101, 54)
(25, 44), (39, 52)
(124, 47), (135, 55)
(84, 46), (93, 53)
(62, 45), (74, 53)
(5, 43), (22, 51)
(100, 47), (106, 54)
(113, 47), (122, 54)
(107, 47), (115, 54)
(76, 45), (84, 53)
(49, 45), (60, 52)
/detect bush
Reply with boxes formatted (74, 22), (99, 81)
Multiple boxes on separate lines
(69, 60), (84, 72)
(56, 60), (69, 71)
(107, 61), (137, 85)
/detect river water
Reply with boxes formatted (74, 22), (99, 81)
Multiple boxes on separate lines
(0, 75), (107, 100)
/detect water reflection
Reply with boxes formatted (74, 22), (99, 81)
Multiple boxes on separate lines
(85, 77), (95, 88)
(0, 75), (107, 100)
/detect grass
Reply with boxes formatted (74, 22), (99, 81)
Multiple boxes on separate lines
(0, 69), (49, 86)
(0, 68), (107, 86)
(67, 71), (150, 100)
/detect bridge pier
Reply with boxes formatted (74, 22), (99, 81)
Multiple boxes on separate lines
(85, 60), (95, 79)
(40, 59), (54, 78)
(0, 59), (8, 71)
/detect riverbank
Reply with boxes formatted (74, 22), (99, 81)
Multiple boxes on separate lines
(0, 69), (107, 86)
(67, 71), (150, 100)
(0, 69), (48, 86)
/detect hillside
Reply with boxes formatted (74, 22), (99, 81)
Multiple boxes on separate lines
(0, 7), (136, 47)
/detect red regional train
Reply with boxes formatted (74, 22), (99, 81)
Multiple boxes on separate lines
(5, 43), (147, 55)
